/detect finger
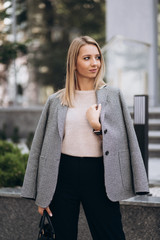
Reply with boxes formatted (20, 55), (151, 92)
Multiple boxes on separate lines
(97, 103), (101, 112)
(38, 206), (44, 216)
(46, 206), (53, 217)
(91, 104), (98, 109)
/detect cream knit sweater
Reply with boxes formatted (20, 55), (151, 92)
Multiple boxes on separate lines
(61, 90), (103, 157)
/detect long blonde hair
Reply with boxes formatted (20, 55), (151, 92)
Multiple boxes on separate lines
(58, 36), (106, 107)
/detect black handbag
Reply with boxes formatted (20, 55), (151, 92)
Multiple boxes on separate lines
(37, 210), (55, 240)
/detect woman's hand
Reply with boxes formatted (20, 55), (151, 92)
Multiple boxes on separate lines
(38, 206), (53, 217)
(86, 103), (101, 130)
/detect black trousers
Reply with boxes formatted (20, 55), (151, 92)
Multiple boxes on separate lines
(49, 153), (126, 240)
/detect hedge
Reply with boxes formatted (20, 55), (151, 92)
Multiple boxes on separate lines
(0, 140), (29, 187)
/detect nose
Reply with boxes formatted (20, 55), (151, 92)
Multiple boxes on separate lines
(91, 57), (97, 66)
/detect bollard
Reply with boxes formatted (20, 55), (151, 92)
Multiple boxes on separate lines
(133, 95), (149, 177)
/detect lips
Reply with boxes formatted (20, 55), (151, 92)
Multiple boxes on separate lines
(89, 69), (98, 73)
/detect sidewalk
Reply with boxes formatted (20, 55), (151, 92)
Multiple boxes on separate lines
(149, 158), (160, 197)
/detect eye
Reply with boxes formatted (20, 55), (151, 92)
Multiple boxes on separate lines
(96, 55), (101, 60)
(84, 57), (90, 60)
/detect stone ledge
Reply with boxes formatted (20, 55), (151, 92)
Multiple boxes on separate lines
(0, 106), (43, 111)
(120, 195), (160, 207)
(0, 187), (21, 198)
(1, 187), (160, 207)
(1, 187), (160, 240)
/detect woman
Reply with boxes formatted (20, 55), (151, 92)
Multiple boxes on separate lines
(22, 36), (149, 240)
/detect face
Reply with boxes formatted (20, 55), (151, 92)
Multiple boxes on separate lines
(75, 44), (101, 82)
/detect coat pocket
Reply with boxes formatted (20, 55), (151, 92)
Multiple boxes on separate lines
(118, 150), (133, 191)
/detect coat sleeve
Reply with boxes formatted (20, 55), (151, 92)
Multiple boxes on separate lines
(21, 97), (50, 199)
(119, 90), (149, 194)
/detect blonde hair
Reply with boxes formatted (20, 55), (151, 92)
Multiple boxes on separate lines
(58, 36), (106, 107)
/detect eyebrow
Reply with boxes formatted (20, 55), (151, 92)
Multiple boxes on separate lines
(82, 54), (100, 57)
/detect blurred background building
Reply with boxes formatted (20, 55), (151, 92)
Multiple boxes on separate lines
(0, 0), (160, 107)
(105, 0), (159, 107)
(0, 0), (105, 106)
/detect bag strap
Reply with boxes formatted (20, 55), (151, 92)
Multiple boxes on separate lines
(38, 210), (55, 239)
(43, 210), (55, 234)
(39, 211), (45, 229)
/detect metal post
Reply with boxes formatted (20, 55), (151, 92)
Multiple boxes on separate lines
(134, 95), (149, 177)
(12, 0), (17, 105)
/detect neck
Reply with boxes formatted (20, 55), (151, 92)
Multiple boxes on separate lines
(77, 77), (95, 91)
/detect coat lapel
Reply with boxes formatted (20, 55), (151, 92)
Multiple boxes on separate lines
(96, 87), (108, 104)
(58, 104), (68, 141)
(96, 86), (108, 122)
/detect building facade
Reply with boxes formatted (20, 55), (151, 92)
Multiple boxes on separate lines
(106, 0), (159, 107)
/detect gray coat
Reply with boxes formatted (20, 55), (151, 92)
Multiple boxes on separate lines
(21, 86), (149, 208)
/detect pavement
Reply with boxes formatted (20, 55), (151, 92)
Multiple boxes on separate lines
(148, 158), (160, 197)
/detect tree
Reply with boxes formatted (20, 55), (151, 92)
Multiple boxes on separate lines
(0, 0), (106, 103)
(0, 0), (28, 105)
(27, 0), (106, 91)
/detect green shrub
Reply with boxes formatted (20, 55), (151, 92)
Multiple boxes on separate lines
(0, 140), (29, 187)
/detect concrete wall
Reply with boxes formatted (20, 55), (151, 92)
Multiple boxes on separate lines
(106, 0), (159, 106)
(0, 107), (43, 138)
(0, 194), (92, 240)
(0, 189), (160, 240)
